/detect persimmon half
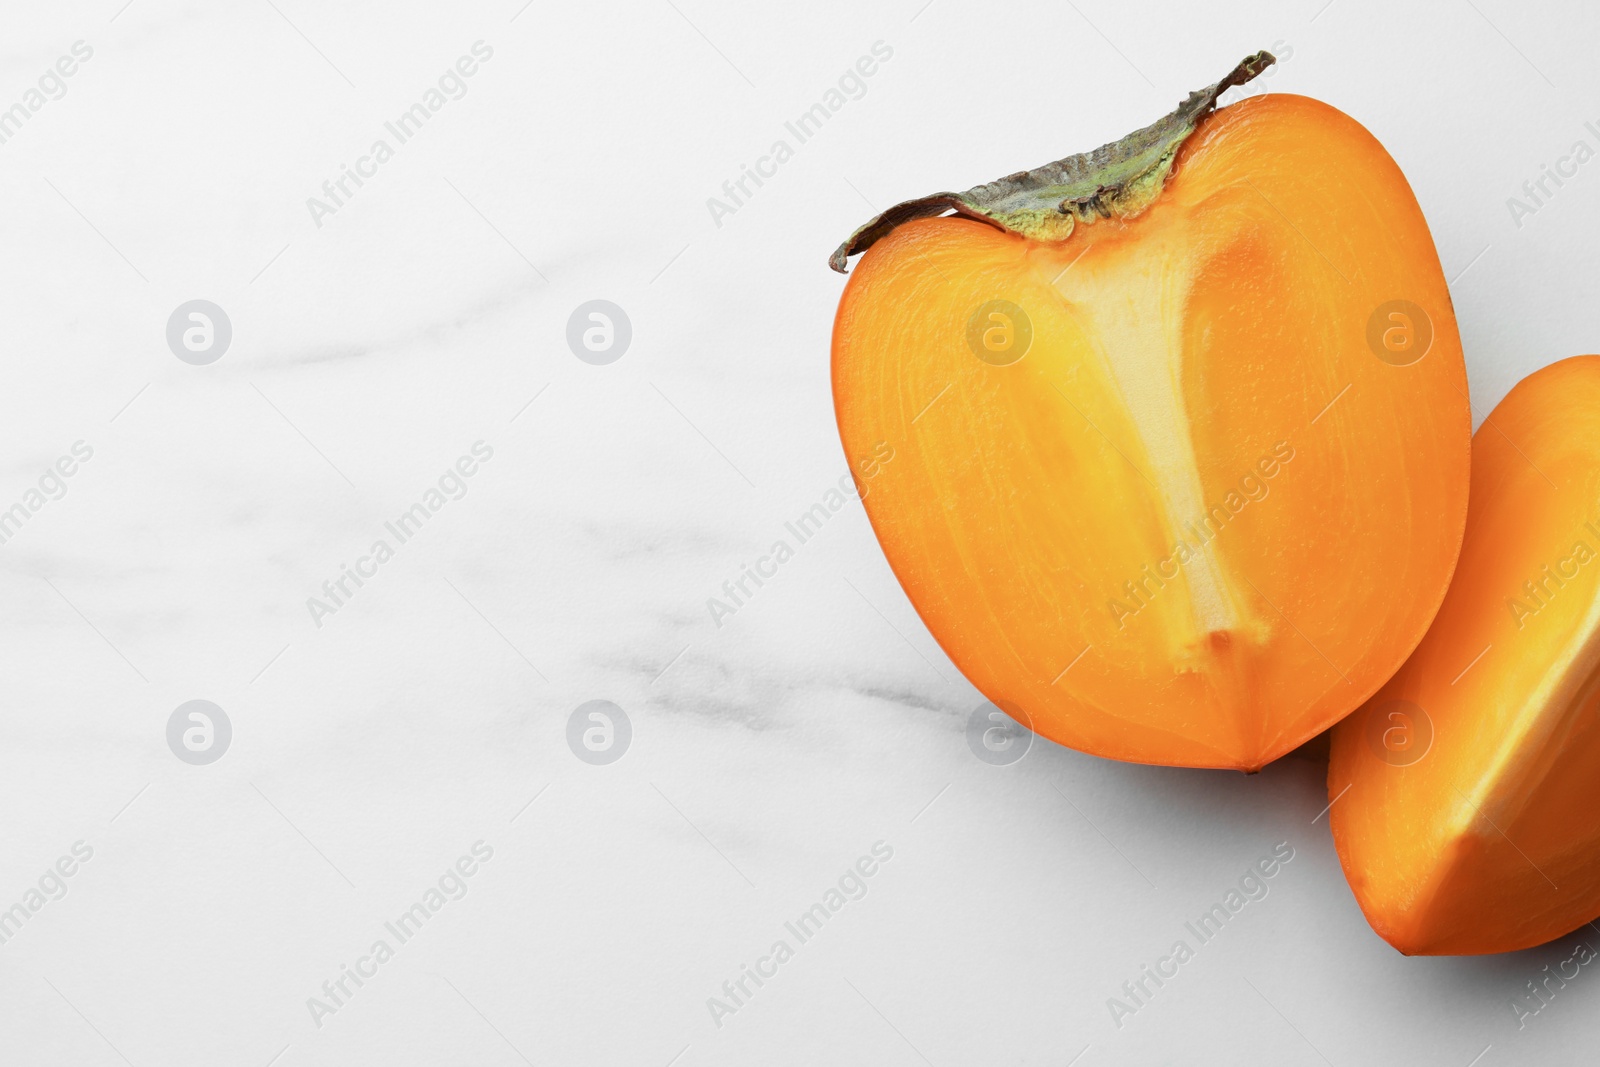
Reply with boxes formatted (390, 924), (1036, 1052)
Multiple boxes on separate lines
(829, 54), (1470, 769)
(1330, 356), (1600, 955)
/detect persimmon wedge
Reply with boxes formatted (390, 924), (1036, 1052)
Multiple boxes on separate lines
(829, 54), (1470, 769)
(1330, 356), (1600, 955)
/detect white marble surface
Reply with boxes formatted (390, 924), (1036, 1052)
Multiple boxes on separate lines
(2, 0), (1599, 1064)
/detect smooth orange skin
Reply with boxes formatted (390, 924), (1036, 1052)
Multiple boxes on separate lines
(832, 94), (1470, 769)
(1331, 356), (1600, 955)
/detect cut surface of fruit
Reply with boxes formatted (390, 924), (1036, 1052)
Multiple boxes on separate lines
(831, 76), (1470, 769)
(1330, 356), (1600, 955)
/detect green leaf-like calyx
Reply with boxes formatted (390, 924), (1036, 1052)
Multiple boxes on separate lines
(828, 52), (1276, 273)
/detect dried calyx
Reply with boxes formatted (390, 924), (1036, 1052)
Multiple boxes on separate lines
(828, 52), (1275, 273)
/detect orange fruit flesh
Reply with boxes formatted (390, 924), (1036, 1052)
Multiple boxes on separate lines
(1330, 356), (1600, 955)
(832, 94), (1470, 769)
